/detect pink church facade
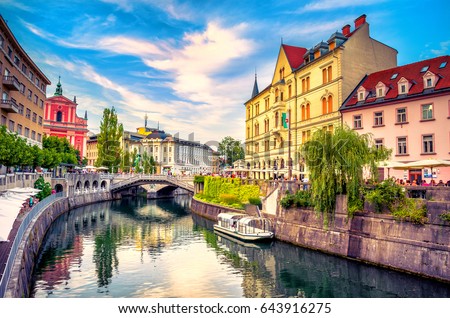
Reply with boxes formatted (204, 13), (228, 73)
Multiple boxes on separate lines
(43, 79), (88, 159)
(340, 55), (450, 184)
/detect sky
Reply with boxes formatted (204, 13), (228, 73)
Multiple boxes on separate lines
(1, 0), (449, 146)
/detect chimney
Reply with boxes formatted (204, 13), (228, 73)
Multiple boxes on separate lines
(354, 14), (367, 29)
(342, 24), (351, 37)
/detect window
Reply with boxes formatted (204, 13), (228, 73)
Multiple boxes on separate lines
(38, 116), (42, 126)
(29, 71), (34, 81)
(322, 68), (327, 84)
(19, 83), (25, 94)
(391, 73), (398, 80)
(0, 35), (3, 47)
(34, 94), (38, 104)
(17, 124), (22, 135)
(7, 46), (12, 58)
(265, 140), (269, 151)
(421, 104), (433, 120)
(254, 142), (259, 153)
(24, 128), (30, 138)
(1, 115), (6, 126)
(27, 89), (32, 100)
(18, 104), (24, 115)
(426, 78), (432, 87)
(322, 96), (333, 114)
(22, 64), (27, 74)
(353, 115), (362, 129)
(397, 137), (407, 155)
(327, 66), (332, 82)
(247, 106), (250, 119)
(40, 99), (44, 109)
(374, 139), (383, 149)
(264, 98), (269, 111)
(422, 135), (434, 153)
(439, 61), (447, 69)
(374, 111), (383, 126)
(255, 103), (259, 115)
(400, 84), (406, 94)
(32, 112), (37, 123)
(26, 108), (31, 119)
(396, 108), (407, 123)
(359, 92), (364, 101)
(288, 85), (292, 98)
(14, 55), (20, 66)
(35, 78), (40, 87)
(56, 111), (63, 122)
(37, 133), (42, 142)
(275, 112), (279, 127)
(8, 120), (14, 132)
(420, 66), (429, 73)
(31, 131), (36, 140)
(327, 96), (333, 113)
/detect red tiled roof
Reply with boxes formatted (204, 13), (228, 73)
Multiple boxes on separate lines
(342, 55), (450, 109)
(282, 44), (307, 70)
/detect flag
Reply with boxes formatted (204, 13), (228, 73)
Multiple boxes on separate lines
(282, 112), (289, 129)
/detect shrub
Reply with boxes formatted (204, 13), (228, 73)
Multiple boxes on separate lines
(365, 179), (405, 212)
(280, 190), (312, 209)
(439, 212), (450, 222)
(248, 197), (262, 206)
(193, 175), (205, 183)
(219, 193), (239, 205)
(392, 198), (427, 224)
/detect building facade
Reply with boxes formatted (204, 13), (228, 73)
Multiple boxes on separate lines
(340, 55), (450, 184)
(43, 78), (89, 158)
(244, 14), (397, 180)
(0, 15), (51, 147)
(86, 133), (98, 166)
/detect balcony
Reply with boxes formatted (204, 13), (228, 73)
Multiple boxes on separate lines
(0, 99), (19, 113)
(2, 75), (20, 91)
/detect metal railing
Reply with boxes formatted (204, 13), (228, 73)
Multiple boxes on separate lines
(0, 191), (66, 298)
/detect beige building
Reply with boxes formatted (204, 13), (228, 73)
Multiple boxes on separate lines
(86, 133), (98, 166)
(0, 15), (51, 147)
(245, 14), (397, 180)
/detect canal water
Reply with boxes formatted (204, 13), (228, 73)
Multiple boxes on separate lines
(30, 196), (450, 298)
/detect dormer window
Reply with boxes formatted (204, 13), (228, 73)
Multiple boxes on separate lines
(423, 71), (437, 89)
(397, 77), (410, 95)
(375, 82), (387, 98)
(420, 66), (429, 73)
(357, 86), (368, 102)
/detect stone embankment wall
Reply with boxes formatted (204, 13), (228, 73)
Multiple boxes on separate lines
(6, 192), (113, 298)
(190, 196), (450, 283)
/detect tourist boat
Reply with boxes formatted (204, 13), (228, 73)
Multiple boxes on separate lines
(213, 212), (274, 241)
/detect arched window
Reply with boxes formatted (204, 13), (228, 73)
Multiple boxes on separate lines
(275, 112), (279, 127)
(56, 111), (63, 122)
(301, 105), (306, 121)
(306, 103), (310, 119)
(328, 95), (333, 113)
(322, 98), (327, 114)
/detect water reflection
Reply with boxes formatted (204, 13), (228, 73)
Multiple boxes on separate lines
(30, 196), (450, 298)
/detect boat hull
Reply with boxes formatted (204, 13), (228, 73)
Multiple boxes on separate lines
(213, 224), (274, 242)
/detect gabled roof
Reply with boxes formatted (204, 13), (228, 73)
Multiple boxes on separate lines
(341, 55), (450, 111)
(282, 44), (308, 70)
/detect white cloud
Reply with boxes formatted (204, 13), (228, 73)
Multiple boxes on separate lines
(430, 40), (450, 56)
(300, 0), (387, 12)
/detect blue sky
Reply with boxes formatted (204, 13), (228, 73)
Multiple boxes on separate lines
(1, 0), (449, 145)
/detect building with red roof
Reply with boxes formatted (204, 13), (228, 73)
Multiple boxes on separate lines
(244, 14), (397, 180)
(340, 55), (450, 183)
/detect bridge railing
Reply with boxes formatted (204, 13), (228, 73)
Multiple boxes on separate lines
(110, 174), (194, 192)
(0, 191), (66, 298)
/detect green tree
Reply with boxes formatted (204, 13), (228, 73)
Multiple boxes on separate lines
(96, 107), (123, 173)
(121, 150), (131, 173)
(34, 176), (52, 200)
(218, 136), (244, 166)
(301, 125), (391, 223)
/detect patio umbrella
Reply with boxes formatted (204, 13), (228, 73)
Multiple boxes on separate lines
(96, 166), (109, 171)
(400, 159), (450, 169)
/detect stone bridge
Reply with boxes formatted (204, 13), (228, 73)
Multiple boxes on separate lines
(51, 173), (194, 198)
(110, 174), (194, 198)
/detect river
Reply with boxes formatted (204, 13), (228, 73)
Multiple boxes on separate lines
(30, 196), (450, 298)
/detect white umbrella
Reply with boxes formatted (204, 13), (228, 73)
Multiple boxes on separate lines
(377, 160), (407, 169)
(400, 159), (450, 169)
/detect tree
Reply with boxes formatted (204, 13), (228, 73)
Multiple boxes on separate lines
(218, 136), (244, 166)
(96, 107), (123, 173)
(301, 125), (391, 223)
(34, 176), (52, 200)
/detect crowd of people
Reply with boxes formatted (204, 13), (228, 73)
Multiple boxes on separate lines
(394, 178), (449, 187)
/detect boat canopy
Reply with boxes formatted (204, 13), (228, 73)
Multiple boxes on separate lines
(217, 213), (246, 221)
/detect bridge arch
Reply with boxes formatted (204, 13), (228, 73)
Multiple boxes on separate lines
(55, 184), (64, 193)
(84, 180), (90, 191)
(92, 180), (98, 190)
